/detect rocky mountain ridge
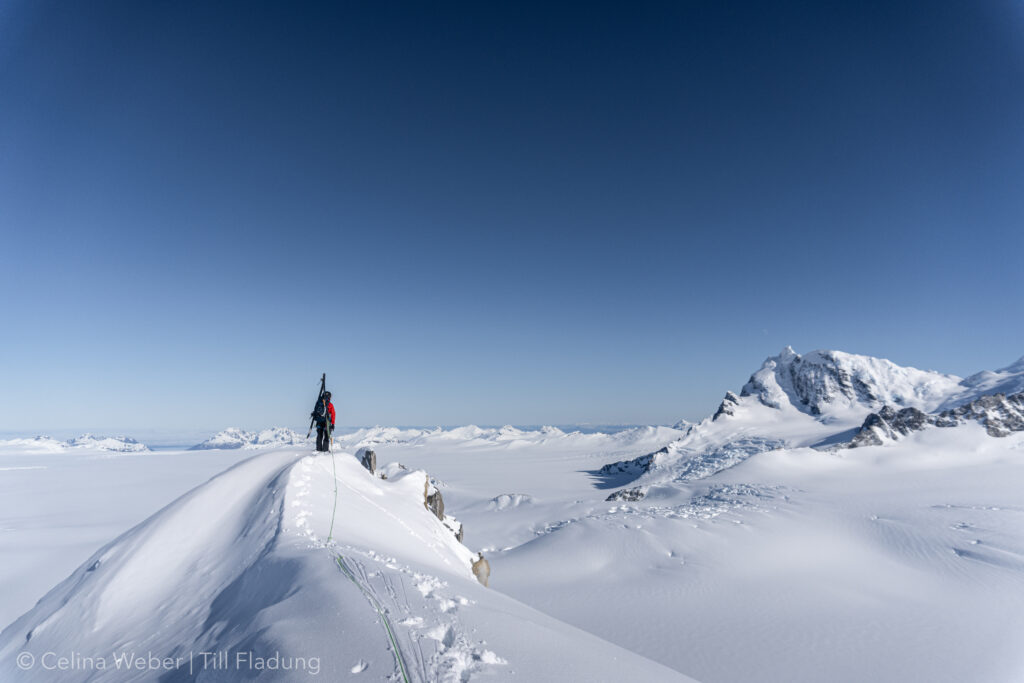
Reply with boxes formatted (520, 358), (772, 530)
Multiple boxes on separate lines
(850, 391), (1024, 447)
(602, 348), (1024, 501)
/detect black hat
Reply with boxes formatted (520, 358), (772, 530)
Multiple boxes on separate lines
(324, 391), (332, 401)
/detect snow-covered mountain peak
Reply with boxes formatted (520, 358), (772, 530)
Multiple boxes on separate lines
(190, 427), (306, 450)
(942, 355), (1024, 409)
(740, 347), (961, 417)
(0, 435), (149, 453)
(66, 434), (149, 453)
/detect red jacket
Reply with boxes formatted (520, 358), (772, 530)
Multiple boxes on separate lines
(327, 401), (336, 428)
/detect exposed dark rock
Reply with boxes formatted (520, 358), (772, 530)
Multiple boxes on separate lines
(357, 448), (376, 475)
(850, 406), (930, 447)
(606, 487), (646, 502)
(713, 391), (740, 421)
(443, 516), (464, 543)
(850, 391), (1024, 447)
(945, 391), (1024, 436)
(424, 480), (445, 521)
(598, 450), (659, 477)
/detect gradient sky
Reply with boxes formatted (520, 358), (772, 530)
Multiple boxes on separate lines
(1, 1), (1022, 435)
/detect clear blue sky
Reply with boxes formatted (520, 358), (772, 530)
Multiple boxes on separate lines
(1, 1), (1022, 435)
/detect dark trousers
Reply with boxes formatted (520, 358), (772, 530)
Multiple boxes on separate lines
(316, 425), (331, 452)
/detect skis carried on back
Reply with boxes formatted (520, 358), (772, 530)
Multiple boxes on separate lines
(306, 373), (327, 439)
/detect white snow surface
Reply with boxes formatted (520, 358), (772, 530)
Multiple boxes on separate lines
(939, 355), (1024, 409)
(0, 443), (691, 682)
(2, 348), (1024, 682)
(0, 435), (148, 453)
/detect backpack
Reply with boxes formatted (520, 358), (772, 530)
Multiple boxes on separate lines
(311, 397), (327, 425)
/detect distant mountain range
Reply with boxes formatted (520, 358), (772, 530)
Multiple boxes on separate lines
(0, 434), (148, 453)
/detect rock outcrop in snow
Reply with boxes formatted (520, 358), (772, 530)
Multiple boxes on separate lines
(425, 478), (445, 520)
(357, 447), (377, 474)
(599, 450), (661, 478)
(850, 391), (1024, 447)
(712, 391), (740, 421)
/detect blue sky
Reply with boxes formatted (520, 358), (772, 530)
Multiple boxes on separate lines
(1, 1), (1022, 434)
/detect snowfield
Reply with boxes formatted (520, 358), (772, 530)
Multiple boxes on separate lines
(0, 445), (691, 683)
(1, 348), (1023, 682)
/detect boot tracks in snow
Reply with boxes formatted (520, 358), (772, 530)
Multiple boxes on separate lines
(335, 554), (412, 683)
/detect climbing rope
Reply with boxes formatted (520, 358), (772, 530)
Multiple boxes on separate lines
(327, 448), (339, 542)
(335, 555), (412, 683)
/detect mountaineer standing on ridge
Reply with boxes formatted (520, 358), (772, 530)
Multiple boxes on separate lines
(310, 383), (336, 452)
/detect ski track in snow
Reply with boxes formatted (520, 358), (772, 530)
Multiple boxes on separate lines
(291, 456), (507, 683)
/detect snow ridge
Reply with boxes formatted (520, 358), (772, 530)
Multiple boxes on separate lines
(0, 447), (693, 682)
(850, 391), (1024, 447)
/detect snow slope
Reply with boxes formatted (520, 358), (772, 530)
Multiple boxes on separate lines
(0, 446), (695, 682)
(939, 355), (1024, 410)
(318, 418), (1024, 683)
(0, 448), (261, 631)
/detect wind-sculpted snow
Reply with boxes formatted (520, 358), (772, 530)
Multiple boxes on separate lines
(601, 439), (785, 500)
(487, 493), (532, 510)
